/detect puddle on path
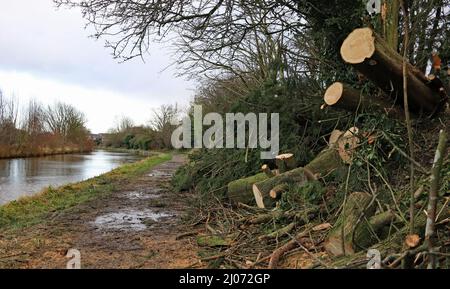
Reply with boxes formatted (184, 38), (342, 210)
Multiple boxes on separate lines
(123, 188), (163, 200)
(92, 209), (173, 231)
(148, 170), (173, 177)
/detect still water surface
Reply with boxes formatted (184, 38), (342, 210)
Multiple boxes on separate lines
(0, 150), (143, 205)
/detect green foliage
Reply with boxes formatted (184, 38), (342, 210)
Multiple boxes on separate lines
(280, 181), (325, 210)
(104, 126), (158, 150)
(298, 0), (365, 84)
(172, 80), (334, 200)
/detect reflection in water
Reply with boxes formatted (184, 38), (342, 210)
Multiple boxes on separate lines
(0, 150), (143, 205)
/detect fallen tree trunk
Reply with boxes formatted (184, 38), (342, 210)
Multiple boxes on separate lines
(304, 147), (344, 176)
(340, 27), (445, 114)
(329, 130), (344, 147)
(322, 204), (450, 269)
(227, 173), (269, 204)
(337, 127), (360, 164)
(253, 146), (345, 208)
(323, 82), (404, 117)
(253, 168), (309, 208)
(324, 192), (377, 256)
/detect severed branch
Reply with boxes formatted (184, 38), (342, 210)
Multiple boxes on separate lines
(425, 129), (447, 269)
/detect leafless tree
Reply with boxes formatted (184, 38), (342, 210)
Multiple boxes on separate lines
(112, 116), (134, 134)
(149, 104), (180, 148)
(54, 0), (310, 84)
(22, 100), (46, 137)
(0, 90), (19, 146)
(54, 0), (450, 94)
(45, 102), (88, 143)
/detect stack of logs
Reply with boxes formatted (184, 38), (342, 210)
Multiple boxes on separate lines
(322, 27), (449, 117)
(227, 127), (360, 209)
(226, 27), (449, 258)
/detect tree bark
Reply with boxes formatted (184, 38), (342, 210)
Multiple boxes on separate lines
(253, 147), (345, 208)
(425, 129), (447, 269)
(270, 183), (289, 199)
(253, 168), (309, 208)
(382, 0), (400, 51)
(340, 27), (445, 114)
(323, 82), (404, 118)
(304, 147), (344, 177)
(324, 192), (376, 256)
(227, 173), (269, 204)
(337, 127), (360, 165)
(275, 153), (296, 173)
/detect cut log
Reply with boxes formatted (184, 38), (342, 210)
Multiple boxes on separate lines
(275, 153), (296, 173)
(270, 183), (289, 199)
(323, 192), (376, 256)
(324, 82), (379, 110)
(340, 27), (445, 114)
(337, 127), (360, 164)
(261, 164), (275, 177)
(304, 147), (344, 177)
(253, 147), (345, 208)
(324, 82), (404, 117)
(329, 130), (344, 147)
(324, 204), (450, 269)
(227, 173), (269, 205)
(253, 168), (309, 208)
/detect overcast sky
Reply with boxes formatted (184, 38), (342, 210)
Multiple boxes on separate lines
(0, 1), (194, 133)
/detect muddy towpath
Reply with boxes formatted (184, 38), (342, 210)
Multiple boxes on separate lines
(0, 154), (201, 268)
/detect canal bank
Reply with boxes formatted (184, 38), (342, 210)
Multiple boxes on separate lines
(0, 146), (94, 160)
(0, 153), (200, 268)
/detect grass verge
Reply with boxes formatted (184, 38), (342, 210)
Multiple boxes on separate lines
(0, 153), (172, 231)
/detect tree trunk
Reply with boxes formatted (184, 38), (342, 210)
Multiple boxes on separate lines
(253, 168), (309, 208)
(253, 147), (345, 208)
(304, 147), (344, 177)
(329, 130), (344, 147)
(324, 192), (377, 256)
(323, 82), (404, 118)
(382, 0), (400, 51)
(270, 183), (289, 199)
(337, 127), (360, 164)
(275, 153), (296, 173)
(227, 173), (269, 204)
(340, 27), (445, 114)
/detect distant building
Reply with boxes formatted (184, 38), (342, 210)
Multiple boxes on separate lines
(89, 134), (103, 144)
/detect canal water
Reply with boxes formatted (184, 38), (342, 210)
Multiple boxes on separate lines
(0, 150), (144, 205)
